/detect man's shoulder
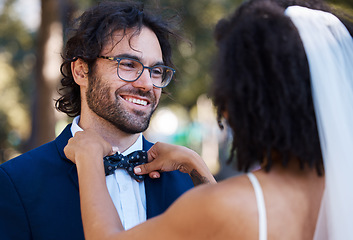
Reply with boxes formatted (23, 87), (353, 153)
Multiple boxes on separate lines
(2, 140), (53, 165)
(0, 124), (73, 175)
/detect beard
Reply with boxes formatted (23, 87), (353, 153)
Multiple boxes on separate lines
(86, 74), (158, 134)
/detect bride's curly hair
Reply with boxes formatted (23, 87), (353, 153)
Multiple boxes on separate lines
(211, 0), (348, 175)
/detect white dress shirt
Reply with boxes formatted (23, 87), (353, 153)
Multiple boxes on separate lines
(70, 116), (147, 230)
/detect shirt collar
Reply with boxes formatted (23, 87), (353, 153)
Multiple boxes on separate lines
(70, 115), (143, 155)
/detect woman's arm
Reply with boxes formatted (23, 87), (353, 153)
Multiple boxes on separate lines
(64, 131), (218, 240)
(64, 130), (124, 239)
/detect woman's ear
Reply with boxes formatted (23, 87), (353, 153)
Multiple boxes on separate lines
(71, 58), (89, 87)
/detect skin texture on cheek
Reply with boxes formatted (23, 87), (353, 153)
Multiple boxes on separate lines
(86, 73), (158, 134)
(84, 27), (163, 134)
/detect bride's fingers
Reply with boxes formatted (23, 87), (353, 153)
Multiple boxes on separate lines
(148, 171), (160, 179)
(134, 164), (160, 179)
(134, 161), (160, 175)
(108, 146), (120, 156)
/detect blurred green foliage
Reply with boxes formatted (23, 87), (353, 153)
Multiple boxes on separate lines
(0, 0), (34, 161)
(73, 0), (242, 108)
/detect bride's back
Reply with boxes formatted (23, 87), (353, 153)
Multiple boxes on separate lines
(200, 164), (324, 240)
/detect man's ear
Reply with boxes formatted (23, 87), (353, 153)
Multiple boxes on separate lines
(71, 58), (89, 87)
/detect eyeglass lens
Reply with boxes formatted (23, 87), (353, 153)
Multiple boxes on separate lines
(117, 59), (173, 87)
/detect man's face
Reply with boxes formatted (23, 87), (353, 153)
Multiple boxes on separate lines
(86, 27), (163, 134)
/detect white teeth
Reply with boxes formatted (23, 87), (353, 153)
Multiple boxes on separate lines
(126, 97), (147, 106)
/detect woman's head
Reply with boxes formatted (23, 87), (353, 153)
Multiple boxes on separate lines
(212, 0), (329, 174)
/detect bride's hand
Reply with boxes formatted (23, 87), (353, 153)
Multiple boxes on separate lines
(64, 130), (114, 165)
(134, 142), (216, 186)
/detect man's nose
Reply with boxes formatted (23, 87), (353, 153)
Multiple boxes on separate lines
(131, 69), (154, 91)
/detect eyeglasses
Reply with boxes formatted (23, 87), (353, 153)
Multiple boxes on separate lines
(98, 56), (175, 88)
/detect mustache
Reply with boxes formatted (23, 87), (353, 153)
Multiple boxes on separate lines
(115, 88), (155, 101)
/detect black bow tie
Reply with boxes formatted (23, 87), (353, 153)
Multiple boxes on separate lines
(103, 150), (148, 181)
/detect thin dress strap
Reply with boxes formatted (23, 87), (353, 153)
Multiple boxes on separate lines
(247, 172), (267, 240)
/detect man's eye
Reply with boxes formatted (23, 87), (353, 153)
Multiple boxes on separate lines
(120, 60), (138, 69)
(151, 67), (163, 76)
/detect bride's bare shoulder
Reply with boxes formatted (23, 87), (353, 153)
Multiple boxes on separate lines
(167, 173), (259, 239)
(200, 173), (255, 200)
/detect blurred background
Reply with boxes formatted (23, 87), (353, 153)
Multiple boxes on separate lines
(0, 0), (351, 180)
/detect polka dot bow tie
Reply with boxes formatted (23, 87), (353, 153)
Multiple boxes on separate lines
(103, 150), (148, 181)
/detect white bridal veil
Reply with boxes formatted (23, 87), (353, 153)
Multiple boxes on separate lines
(285, 6), (353, 240)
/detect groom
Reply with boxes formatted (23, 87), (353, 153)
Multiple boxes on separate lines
(0, 2), (193, 239)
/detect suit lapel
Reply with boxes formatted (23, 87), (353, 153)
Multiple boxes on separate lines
(68, 165), (79, 189)
(142, 138), (166, 219)
(144, 174), (165, 219)
(54, 124), (79, 189)
(55, 124), (73, 160)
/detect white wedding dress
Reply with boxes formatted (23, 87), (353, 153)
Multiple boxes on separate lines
(285, 6), (353, 240)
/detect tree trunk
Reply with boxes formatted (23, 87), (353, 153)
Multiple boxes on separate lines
(25, 0), (63, 150)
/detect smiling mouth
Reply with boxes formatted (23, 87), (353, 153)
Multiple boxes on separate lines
(122, 96), (149, 106)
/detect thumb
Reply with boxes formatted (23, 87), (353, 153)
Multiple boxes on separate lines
(134, 163), (161, 179)
(107, 146), (119, 156)
(134, 161), (161, 175)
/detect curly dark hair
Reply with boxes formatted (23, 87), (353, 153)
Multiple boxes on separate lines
(211, 0), (353, 174)
(56, 1), (177, 117)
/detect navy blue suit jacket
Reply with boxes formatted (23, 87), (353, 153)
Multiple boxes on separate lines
(0, 124), (193, 240)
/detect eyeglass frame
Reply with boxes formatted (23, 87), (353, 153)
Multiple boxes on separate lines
(97, 55), (175, 88)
